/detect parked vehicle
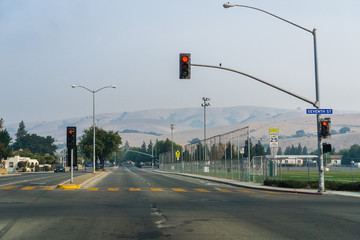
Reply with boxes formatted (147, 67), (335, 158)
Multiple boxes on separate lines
(54, 165), (65, 172)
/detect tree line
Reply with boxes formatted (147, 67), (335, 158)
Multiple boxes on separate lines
(0, 120), (57, 165)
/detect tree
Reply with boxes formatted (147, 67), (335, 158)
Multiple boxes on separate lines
(302, 146), (308, 155)
(339, 127), (350, 134)
(277, 147), (283, 155)
(79, 127), (122, 169)
(296, 143), (302, 155)
(13, 134), (57, 156)
(147, 140), (153, 155)
(341, 144), (360, 165)
(141, 141), (147, 153)
(295, 130), (305, 137)
(0, 128), (12, 160)
(253, 141), (265, 156)
(189, 138), (200, 144)
(266, 146), (271, 155)
(15, 121), (27, 141)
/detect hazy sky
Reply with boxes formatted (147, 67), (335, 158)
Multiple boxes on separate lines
(1, 0), (359, 125)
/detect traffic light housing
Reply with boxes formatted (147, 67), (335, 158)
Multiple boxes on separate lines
(320, 118), (331, 138)
(323, 143), (332, 154)
(179, 53), (191, 79)
(66, 126), (76, 149)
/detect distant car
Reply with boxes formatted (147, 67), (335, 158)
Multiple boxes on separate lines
(54, 166), (65, 172)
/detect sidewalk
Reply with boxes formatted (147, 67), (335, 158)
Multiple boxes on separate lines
(157, 170), (360, 198)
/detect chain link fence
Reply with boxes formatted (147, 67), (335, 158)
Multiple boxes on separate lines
(159, 127), (252, 181)
(159, 127), (360, 183)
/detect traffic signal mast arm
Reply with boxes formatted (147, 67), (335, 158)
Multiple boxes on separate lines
(191, 63), (319, 108)
(125, 149), (155, 158)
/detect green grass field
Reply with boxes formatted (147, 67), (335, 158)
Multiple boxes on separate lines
(280, 171), (360, 183)
(186, 169), (360, 183)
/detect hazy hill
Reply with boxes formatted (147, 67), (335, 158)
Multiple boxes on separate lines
(5, 106), (360, 152)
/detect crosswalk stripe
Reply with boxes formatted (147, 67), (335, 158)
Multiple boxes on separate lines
(0, 186), (17, 190)
(216, 188), (232, 193)
(21, 186), (36, 190)
(261, 190), (281, 194)
(194, 188), (211, 192)
(129, 188), (141, 191)
(237, 189), (256, 193)
(150, 188), (164, 192)
(171, 188), (186, 192)
(87, 188), (99, 191)
(108, 188), (119, 191)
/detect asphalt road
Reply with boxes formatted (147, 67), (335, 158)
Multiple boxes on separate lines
(0, 169), (88, 187)
(0, 166), (359, 240)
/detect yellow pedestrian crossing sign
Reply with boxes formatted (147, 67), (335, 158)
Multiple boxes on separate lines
(175, 150), (180, 160)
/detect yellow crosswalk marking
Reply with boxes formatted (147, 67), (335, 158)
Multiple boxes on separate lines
(21, 186), (36, 190)
(108, 188), (119, 191)
(261, 190), (281, 194)
(194, 188), (211, 192)
(42, 187), (55, 190)
(129, 188), (141, 191)
(237, 189), (256, 193)
(87, 188), (99, 191)
(216, 188), (232, 193)
(150, 188), (164, 192)
(171, 188), (186, 192)
(0, 186), (17, 190)
(63, 188), (76, 191)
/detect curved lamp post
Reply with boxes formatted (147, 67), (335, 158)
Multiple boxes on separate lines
(201, 97), (211, 164)
(223, 3), (323, 191)
(72, 84), (116, 173)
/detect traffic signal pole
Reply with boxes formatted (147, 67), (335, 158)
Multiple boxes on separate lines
(70, 148), (74, 184)
(189, 62), (324, 191)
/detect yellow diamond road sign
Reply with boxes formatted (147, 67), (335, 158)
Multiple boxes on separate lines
(175, 150), (180, 160)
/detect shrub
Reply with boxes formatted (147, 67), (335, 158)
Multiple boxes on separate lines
(263, 179), (360, 191)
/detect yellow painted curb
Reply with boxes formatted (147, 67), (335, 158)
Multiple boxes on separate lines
(57, 184), (81, 189)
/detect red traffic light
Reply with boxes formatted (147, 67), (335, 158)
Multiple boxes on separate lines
(322, 121), (328, 126)
(182, 56), (189, 63)
(179, 53), (191, 79)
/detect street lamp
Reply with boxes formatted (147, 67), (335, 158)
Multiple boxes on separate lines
(201, 97), (211, 163)
(223, 3), (323, 191)
(71, 84), (116, 173)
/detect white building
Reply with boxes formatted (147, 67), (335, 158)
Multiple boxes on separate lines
(4, 156), (39, 173)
